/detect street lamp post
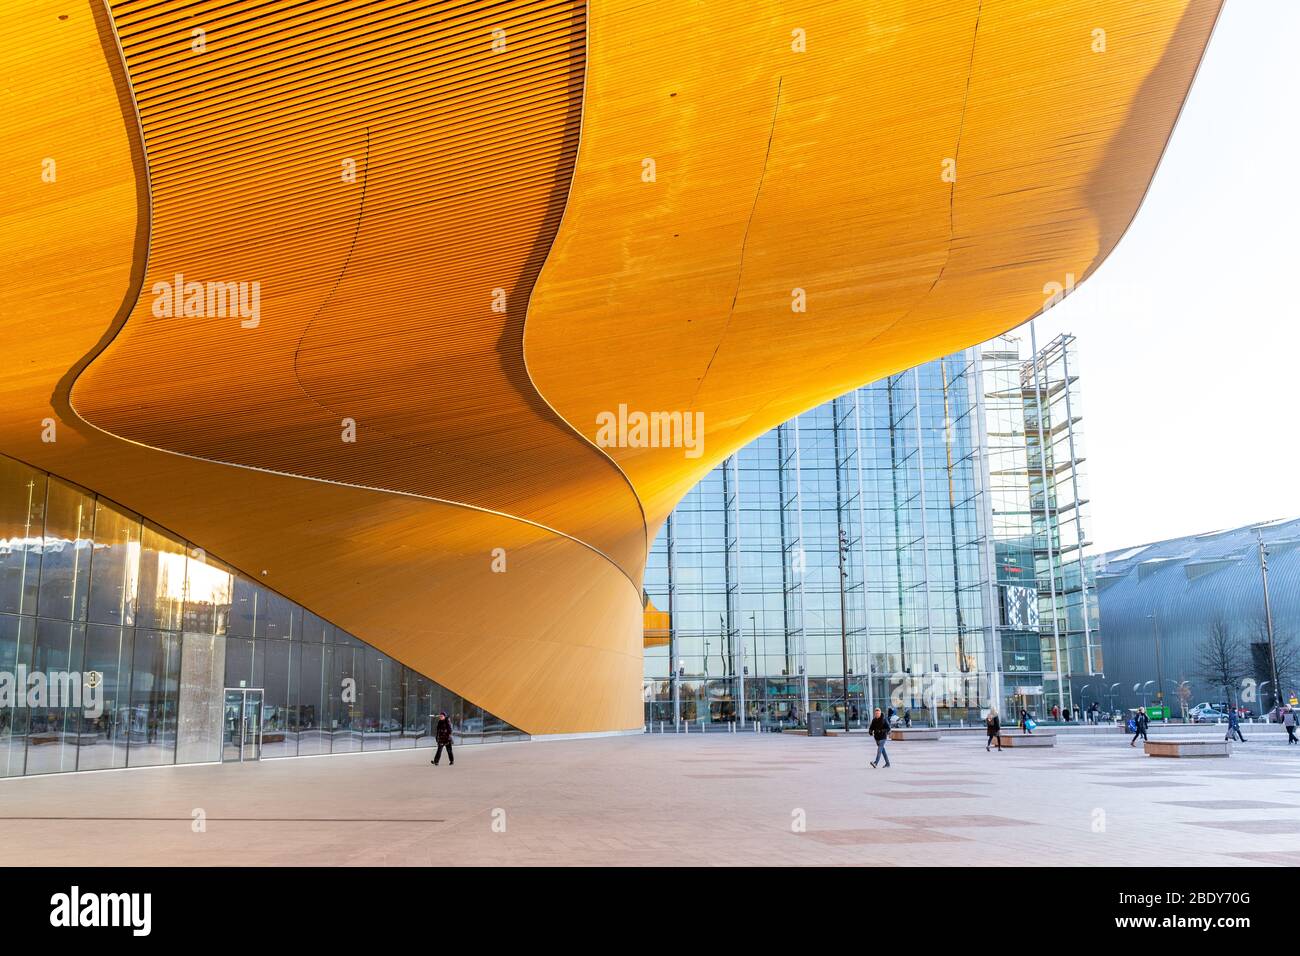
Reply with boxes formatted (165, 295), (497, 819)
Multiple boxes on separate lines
(837, 528), (851, 732)
(1258, 530), (1282, 712)
(1137, 680), (1154, 707)
(1146, 612), (1165, 708)
(1108, 682), (1120, 717)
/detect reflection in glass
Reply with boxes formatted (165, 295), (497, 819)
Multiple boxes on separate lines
(0, 450), (527, 778)
(182, 551), (232, 635)
(0, 456), (45, 616)
(24, 618), (85, 774)
(331, 644), (360, 752)
(0, 613), (34, 776)
(136, 524), (187, 631)
(126, 630), (180, 767)
(87, 499), (141, 627)
(37, 478), (93, 623)
(79, 623), (132, 771)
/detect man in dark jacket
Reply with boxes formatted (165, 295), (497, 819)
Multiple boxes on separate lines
(1129, 706), (1149, 747)
(430, 711), (455, 766)
(868, 707), (891, 768)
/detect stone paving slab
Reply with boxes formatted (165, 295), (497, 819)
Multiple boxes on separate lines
(0, 731), (1297, 865)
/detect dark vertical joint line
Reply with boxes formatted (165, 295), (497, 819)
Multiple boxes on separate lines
(692, 76), (784, 408)
(844, 0), (984, 361)
(291, 127), (371, 415)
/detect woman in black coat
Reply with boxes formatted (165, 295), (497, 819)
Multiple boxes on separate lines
(985, 708), (1002, 752)
(430, 711), (455, 766)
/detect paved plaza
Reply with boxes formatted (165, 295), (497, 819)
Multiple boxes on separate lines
(3, 727), (1298, 866)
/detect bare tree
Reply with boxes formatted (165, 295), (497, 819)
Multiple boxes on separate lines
(1197, 615), (1247, 706)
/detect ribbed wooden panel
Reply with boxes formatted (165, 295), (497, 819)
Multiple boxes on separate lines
(526, 0), (1222, 533)
(0, 0), (644, 735)
(71, 0), (648, 580)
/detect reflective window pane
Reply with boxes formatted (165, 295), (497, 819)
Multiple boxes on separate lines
(135, 524), (187, 632)
(79, 623), (133, 771)
(37, 478), (93, 623)
(0, 613), (35, 777)
(87, 499), (141, 627)
(126, 630), (180, 767)
(0, 456), (45, 616)
(183, 552), (232, 636)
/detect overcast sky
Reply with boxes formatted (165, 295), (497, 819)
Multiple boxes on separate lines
(1025, 0), (1299, 555)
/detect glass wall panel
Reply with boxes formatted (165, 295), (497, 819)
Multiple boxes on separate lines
(386, 661), (410, 749)
(135, 524), (187, 632)
(0, 450), (527, 777)
(0, 456), (45, 616)
(296, 642), (330, 756)
(331, 644), (360, 752)
(77, 623), (133, 771)
(37, 478), (93, 623)
(0, 613), (35, 777)
(24, 618), (85, 774)
(126, 630), (181, 767)
(409, 672), (433, 748)
(86, 499), (141, 627)
(183, 552), (232, 636)
(362, 646), (389, 751)
(261, 639), (295, 758)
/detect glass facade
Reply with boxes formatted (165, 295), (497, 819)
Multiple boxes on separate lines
(981, 330), (1102, 715)
(0, 452), (524, 779)
(645, 329), (1101, 728)
(645, 352), (1003, 729)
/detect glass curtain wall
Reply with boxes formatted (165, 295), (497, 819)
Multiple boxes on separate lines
(645, 350), (1000, 728)
(0, 452), (525, 778)
(978, 330), (1102, 719)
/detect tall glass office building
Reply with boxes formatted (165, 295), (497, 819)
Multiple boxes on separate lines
(0, 452), (523, 779)
(643, 329), (1101, 727)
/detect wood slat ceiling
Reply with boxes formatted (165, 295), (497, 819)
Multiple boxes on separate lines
(525, 0), (1222, 535)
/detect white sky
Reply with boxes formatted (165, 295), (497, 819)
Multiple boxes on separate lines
(1027, 0), (1300, 555)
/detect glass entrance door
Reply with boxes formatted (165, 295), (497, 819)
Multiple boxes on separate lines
(222, 688), (265, 762)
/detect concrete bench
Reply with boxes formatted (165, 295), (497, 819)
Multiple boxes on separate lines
(995, 731), (1055, 748)
(1145, 738), (1231, 758)
(890, 728), (941, 741)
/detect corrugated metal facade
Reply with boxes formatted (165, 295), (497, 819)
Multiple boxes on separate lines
(1095, 519), (1300, 714)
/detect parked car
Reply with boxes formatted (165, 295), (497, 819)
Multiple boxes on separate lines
(1188, 702), (1227, 723)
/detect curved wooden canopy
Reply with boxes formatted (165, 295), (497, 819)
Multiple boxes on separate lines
(0, 0), (1220, 733)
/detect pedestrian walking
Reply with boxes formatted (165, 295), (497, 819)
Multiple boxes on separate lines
(1225, 708), (1246, 743)
(1019, 708), (1033, 734)
(430, 710), (455, 766)
(1129, 706), (1149, 747)
(985, 708), (1002, 752)
(868, 707), (891, 768)
(1284, 706), (1298, 745)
